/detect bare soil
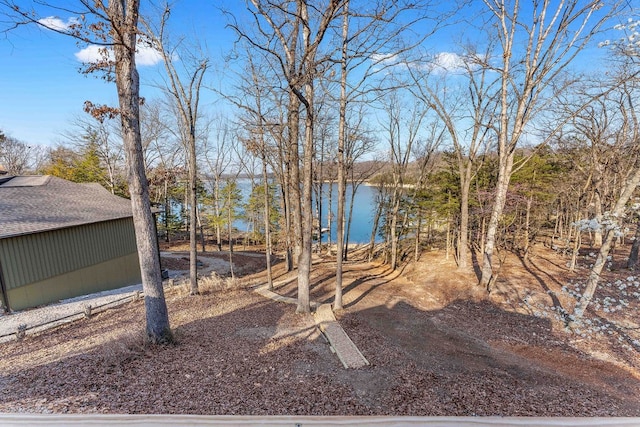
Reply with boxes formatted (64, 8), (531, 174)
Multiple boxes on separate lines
(0, 243), (639, 416)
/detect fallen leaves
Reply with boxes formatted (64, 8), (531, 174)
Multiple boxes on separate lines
(1, 249), (639, 416)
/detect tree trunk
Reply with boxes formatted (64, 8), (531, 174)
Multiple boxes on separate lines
(335, 170), (345, 309)
(344, 181), (357, 262)
(523, 195), (532, 259)
(281, 171), (294, 272)
(198, 206), (206, 253)
(457, 165), (472, 270)
(593, 189), (603, 246)
(368, 192), (383, 262)
(552, 201), (561, 247)
(227, 184), (235, 279)
(390, 193), (401, 271)
(215, 179), (222, 251)
(569, 232), (581, 272)
(288, 92), (302, 261)
(416, 214), (423, 262)
(163, 177), (170, 242)
(326, 178), (333, 252)
(262, 161), (273, 290)
(573, 166), (640, 319)
(110, 0), (170, 343)
(333, 0), (350, 310)
(296, 95), (314, 314)
(627, 220), (640, 270)
(188, 139), (199, 295)
(480, 152), (514, 291)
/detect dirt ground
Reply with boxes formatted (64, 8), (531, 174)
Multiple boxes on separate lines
(0, 243), (639, 416)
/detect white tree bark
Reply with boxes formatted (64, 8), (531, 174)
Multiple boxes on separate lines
(573, 166), (640, 319)
(478, 0), (614, 290)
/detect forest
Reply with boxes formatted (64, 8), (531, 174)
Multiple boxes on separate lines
(1, 0), (640, 343)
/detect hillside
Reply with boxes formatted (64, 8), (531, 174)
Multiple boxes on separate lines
(0, 245), (638, 415)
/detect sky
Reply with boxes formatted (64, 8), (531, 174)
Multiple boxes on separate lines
(0, 1), (623, 149)
(0, 0), (236, 148)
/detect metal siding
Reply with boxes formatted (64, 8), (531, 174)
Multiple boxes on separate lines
(0, 242), (10, 288)
(64, 228), (79, 270)
(30, 233), (45, 284)
(6, 252), (141, 311)
(0, 218), (137, 291)
(3, 241), (14, 288)
(2, 239), (20, 290)
(51, 232), (65, 275)
(22, 235), (35, 285)
(41, 233), (54, 277)
(11, 238), (24, 287)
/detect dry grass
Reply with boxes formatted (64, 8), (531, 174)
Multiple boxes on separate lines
(171, 273), (243, 297)
(97, 329), (148, 370)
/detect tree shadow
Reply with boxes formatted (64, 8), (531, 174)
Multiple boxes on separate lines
(341, 268), (401, 309)
(309, 266), (400, 307)
(470, 248), (482, 281)
(262, 259), (401, 309)
(337, 298), (640, 416)
(515, 252), (568, 321)
(589, 312), (640, 368)
(0, 293), (351, 414)
(2, 288), (639, 416)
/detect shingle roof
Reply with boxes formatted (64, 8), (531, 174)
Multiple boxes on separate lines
(0, 176), (133, 239)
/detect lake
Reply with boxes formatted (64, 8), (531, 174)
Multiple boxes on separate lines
(236, 180), (380, 243)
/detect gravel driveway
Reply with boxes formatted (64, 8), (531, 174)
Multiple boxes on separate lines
(0, 283), (144, 343)
(0, 251), (256, 343)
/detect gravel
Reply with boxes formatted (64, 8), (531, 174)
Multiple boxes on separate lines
(0, 284), (143, 343)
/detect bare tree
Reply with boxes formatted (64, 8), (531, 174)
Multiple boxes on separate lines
(230, 0), (344, 313)
(140, 99), (180, 174)
(477, 0), (619, 291)
(0, 133), (45, 174)
(333, 0), (350, 309)
(62, 114), (125, 194)
(572, 65), (640, 319)
(108, 0), (171, 341)
(408, 45), (496, 270)
(327, 0), (450, 305)
(558, 81), (639, 250)
(342, 112), (378, 262)
(379, 90), (427, 270)
(234, 57), (286, 289)
(143, 4), (209, 296)
(2, 0), (171, 342)
(201, 115), (234, 252)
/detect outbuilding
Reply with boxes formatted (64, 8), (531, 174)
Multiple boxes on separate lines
(0, 175), (141, 312)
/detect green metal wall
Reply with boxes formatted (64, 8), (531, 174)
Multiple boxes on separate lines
(0, 218), (141, 311)
(6, 253), (141, 311)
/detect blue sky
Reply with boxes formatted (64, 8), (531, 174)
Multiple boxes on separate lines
(1, 23), (110, 146)
(0, 1), (622, 149)
(0, 1), (235, 147)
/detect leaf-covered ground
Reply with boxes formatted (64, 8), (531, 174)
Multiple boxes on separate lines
(0, 245), (639, 415)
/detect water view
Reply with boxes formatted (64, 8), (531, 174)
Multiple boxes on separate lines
(235, 180), (379, 244)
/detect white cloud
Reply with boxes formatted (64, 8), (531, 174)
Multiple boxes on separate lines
(75, 44), (112, 63)
(37, 16), (79, 32)
(431, 52), (466, 73)
(427, 52), (489, 75)
(74, 43), (164, 67)
(369, 51), (481, 75)
(136, 44), (164, 66)
(370, 52), (400, 67)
